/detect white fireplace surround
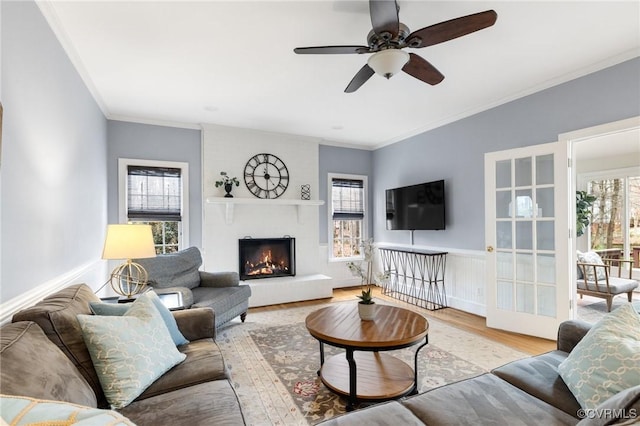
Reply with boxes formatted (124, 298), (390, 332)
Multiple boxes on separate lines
(201, 124), (333, 306)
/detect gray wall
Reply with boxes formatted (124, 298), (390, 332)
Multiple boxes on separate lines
(107, 121), (203, 249)
(318, 145), (374, 244)
(1, 1), (108, 302)
(373, 57), (640, 250)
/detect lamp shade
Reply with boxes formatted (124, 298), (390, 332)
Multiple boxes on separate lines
(367, 49), (410, 79)
(102, 224), (156, 260)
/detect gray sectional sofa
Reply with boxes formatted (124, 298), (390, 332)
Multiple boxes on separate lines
(2, 281), (638, 425)
(1, 284), (245, 425)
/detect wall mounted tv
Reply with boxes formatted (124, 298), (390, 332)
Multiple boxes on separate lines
(385, 180), (445, 231)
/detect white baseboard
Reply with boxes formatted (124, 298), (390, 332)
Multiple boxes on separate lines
(447, 296), (487, 317)
(0, 260), (104, 325)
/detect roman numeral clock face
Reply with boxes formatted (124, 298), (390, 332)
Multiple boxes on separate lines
(243, 153), (289, 199)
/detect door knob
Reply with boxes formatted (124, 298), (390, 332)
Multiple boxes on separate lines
(486, 246), (494, 252)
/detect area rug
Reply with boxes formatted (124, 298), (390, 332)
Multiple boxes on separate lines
(577, 297), (640, 323)
(216, 299), (527, 426)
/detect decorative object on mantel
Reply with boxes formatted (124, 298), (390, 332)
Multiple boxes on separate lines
(244, 153), (289, 199)
(301, 184), (310, 200)
(357, 286), (375, 320)
(101, 224), (156, 299)
(576, 190), (597, 237)
(215, 171), (240, 198)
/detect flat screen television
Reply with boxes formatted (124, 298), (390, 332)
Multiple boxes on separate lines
(385, 180), (445, 230)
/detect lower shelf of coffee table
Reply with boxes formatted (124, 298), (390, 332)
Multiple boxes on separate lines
(320, 351), (415, 400)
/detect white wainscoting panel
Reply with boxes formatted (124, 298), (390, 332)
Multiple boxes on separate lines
(0, 260), (106, 325)
(444, 250), (487, 316)
(372, 243), (487, 317)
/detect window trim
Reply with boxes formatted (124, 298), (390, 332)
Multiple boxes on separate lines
(118, 158), (190, 249)
(327, 173), (367, 262)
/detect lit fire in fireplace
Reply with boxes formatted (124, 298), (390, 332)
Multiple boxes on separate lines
(244, 249), (290, 276)
(239, 237), (295, 280)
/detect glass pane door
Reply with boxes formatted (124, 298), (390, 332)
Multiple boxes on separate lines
(485, 142), (569, 339)
(495, 154), (556, 317)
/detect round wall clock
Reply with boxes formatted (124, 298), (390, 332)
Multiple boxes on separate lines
(243, 153), (289, 199)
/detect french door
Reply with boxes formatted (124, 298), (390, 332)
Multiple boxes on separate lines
(485, 142), (570, 339)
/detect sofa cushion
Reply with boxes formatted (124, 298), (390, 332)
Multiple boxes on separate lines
(137, 338), (228, 401)
(89, 291), (189, 346)
(401, 373), (579, 425)
(11, 283), (106, 406)
(0, 322), (97, 408)
(558, 303), (640, 409)
(577, 251), (606, 281)
(77, 293), (186, 409)
(136, 246), (202, 290)
(576, 277), (638, 294)
(319, 401), (425, 426)
(0, 395), (135, 426)
(492, 350), (581, 417)
(192, 285), (252, 314)
(118, 380), (245, 426)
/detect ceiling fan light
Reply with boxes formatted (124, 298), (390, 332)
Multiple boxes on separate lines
(367, 49), (410, 79)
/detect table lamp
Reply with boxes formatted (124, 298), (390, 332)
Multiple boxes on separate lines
(102, 224), (156, 299)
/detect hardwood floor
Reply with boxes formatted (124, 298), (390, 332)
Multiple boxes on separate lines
(248, 286), (557, 356)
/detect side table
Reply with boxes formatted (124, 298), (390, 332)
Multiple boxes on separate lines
(100, 291), (185, 311)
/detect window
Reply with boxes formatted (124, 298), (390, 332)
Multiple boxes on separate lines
(329, 174), (367, 260)
(119, 159), (189, 254)
(584, 169), (640, 269)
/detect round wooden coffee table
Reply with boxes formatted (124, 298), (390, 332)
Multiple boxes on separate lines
(305, 303), (429, 411)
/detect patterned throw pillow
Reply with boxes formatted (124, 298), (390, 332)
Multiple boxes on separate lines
(577, 251), (607, 281)
(558, 303), (640, 409)
(0, 394), (136, 425)
(77, 295), (186, 409)
(89, 291), (189, 346)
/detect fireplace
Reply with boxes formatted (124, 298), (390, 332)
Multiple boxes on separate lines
(238, 237), (296, 280)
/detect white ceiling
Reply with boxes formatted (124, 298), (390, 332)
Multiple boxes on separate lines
(40, 1), (640, 149)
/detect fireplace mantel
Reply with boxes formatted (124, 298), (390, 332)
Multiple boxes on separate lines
(206, 197), (324, 224)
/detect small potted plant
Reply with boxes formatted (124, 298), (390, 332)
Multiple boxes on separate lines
(357, 286), (375, 320)
(215, 171), (240, 198)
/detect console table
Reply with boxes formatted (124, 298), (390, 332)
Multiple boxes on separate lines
(379, 246), (448, 311)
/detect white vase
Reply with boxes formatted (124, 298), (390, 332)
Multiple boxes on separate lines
(358, 302), (376, 321)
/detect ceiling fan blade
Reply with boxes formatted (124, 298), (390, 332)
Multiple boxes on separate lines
(369, 0), (399, 38)
(293, 46), (370, 55)
(344, 64), (375, 93)
(407, 10), (497, 48)
(402, 53), (444, 85)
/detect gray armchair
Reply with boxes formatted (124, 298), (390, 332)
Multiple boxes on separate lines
(136, 247), (252, 329)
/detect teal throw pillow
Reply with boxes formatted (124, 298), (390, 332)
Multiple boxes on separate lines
(558, 303), (640, 409)
(78, 294), (187, 409)
(0, 394), (135, 425)
(89, 291), (189, 346)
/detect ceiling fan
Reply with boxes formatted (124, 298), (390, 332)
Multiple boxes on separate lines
(293, 0), (497, 93)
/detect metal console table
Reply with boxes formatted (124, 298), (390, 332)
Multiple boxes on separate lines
(379, 246), (448, 311)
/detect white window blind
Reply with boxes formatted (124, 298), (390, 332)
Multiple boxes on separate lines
(332, 178), (364, 220)
(127, 166), (182, 221)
